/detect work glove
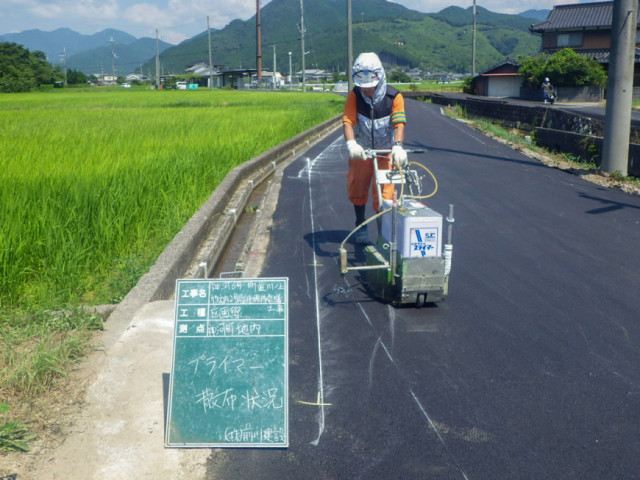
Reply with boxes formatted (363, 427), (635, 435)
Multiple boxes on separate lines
(391, 144), (408, 168)
(346, 139), (367, 160)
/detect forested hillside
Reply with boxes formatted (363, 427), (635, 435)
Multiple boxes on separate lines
(150, 0), (542, 75)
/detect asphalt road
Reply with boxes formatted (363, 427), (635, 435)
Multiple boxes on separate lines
(205, 99), (640, 479)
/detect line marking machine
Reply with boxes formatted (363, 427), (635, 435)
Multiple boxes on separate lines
(339, 150), (454, 308)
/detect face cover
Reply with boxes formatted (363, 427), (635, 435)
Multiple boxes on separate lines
(352, 52), (387, 105)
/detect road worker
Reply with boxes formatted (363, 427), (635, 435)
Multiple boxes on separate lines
(542, 77), (556, 104)
(343, 52), (407, 244)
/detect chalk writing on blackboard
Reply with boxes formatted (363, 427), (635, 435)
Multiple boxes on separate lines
(165, 278), (288, 448)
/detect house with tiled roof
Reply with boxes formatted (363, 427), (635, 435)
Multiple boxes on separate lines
(530, 1), (640, 84)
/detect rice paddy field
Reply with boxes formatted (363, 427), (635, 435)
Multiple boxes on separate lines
(0, 88), (342, 433)
(0, 88), (343, 310)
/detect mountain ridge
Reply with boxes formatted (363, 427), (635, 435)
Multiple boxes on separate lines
(1, 2), (549, 76)
(145, 0), (548, 75)
(0, 28), (141, 62)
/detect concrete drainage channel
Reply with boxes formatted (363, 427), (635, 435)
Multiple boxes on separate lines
(100, 115), (342, 349)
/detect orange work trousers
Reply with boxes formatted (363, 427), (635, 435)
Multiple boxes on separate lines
(347, 154), (394, 212)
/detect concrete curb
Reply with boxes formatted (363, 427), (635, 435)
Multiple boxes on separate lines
(100, 114), (342, 347)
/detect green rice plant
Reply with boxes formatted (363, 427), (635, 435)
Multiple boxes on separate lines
(393, 80), (464, 93)
(0, 88), (341, 436)
(0, 90), (343, 309)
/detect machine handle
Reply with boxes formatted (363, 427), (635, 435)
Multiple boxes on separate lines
(366, 149), (426, 157)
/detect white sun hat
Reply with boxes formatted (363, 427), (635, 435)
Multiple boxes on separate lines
(352, 52), (384, 88)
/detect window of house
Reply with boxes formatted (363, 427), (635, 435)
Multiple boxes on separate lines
(557, 32), (583, 48)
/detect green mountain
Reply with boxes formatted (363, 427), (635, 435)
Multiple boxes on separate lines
(147, 0), (541, 76)
(0, 28), (138, 64)
(67, 37), (173, 76)
(519, 9), (551, 22)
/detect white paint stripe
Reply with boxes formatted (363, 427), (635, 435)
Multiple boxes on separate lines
(343, 276), (470, 480)
(439, 106), (486, 145)
(410, 390), (471, 480)
(301, 135), (347, 446)
(410, 389), (447, 444)
(368, 337), (382, 389)
(306, 155), (326, 446)
(354, 297), (393, 362)
(296, 137), (344, 178)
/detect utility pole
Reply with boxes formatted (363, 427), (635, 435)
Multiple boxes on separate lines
(472, 0), (477, 77)
(110, 37), (117, 81)
(347, 0), (353, 91)
(208, 16), (214, 90)
(602, 0), (638, 176)
(288, 51), (292, 86)
(273, 44), (277, 89)
(155, 28), (160, 89)
(59, 47), (67, 87)
(257, 0), (262, 88)
(300, 0), (306, 92)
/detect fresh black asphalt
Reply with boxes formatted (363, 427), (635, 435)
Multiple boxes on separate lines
(205, 99), (640, 479)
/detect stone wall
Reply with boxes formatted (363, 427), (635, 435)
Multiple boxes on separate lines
(405, 92), (639, 176)
(422, 93), (609, 135)
(534, 128), (640, 177)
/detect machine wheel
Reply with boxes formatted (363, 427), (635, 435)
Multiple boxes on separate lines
(415, 293), (427, 308)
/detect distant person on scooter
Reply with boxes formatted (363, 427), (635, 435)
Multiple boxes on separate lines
(343, 52), (407, 244)
(542, 77), (556, 105)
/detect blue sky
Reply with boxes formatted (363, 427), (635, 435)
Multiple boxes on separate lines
(0, 0), (585, 45)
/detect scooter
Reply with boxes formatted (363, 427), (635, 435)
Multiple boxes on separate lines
(339, 150), (454, 307)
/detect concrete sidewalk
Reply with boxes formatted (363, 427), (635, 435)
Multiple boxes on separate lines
(29, 300), (209, 480)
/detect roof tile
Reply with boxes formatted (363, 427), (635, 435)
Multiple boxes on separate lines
(531, 1), (640, 32)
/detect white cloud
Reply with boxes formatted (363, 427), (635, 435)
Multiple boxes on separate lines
(28, 4), (65, 19)
(26, 0), (119, 22)
(112, 0), (272, 43)
(124, 3), (166, 27)
(75, 0), (119, 20)
(391, 0), (583, 14)
(0, 0), (588, 42)
(168, 0), (271, 29)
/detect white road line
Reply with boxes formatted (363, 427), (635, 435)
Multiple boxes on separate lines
(410, 390), (471, 480)
(303, 135), (346, 446)
(341, 237), (470, 480)
(439, 106), (486, 145)
(306, 154), (326, 446)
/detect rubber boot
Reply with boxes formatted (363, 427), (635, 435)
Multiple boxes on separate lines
(353, 204), (370, 244)
(354, 204), (366, 227)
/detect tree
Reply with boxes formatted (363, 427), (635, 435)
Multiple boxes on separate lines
(462, 75), (477, 94)
(332, 72), (347, 82)
(0, 42), (59, 92)
(518, 48), (607, 89)
(389, 71), (412, 83)
(67, 69), (89, 85)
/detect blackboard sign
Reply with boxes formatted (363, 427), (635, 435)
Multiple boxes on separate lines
(165, 278), (288, 448)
